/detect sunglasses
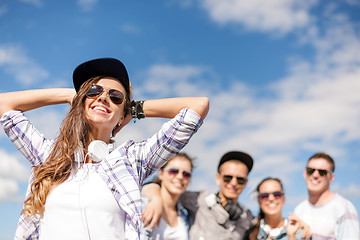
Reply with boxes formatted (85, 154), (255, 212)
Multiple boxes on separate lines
(164, 168), (192, 179)
(258, 191), (283, 201)
(86, 84), (125, 105)
(306, 167), (332, 177)
(222, 175), (247, 185)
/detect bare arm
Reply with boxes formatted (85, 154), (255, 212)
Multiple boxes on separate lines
(0, 88), (75, 117)
(142, 183), (163, 231)
(115, 97), (209, 134)
(143, 97), (209, 120)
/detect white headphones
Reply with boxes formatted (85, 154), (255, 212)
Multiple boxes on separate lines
(87, 140), (108, 162)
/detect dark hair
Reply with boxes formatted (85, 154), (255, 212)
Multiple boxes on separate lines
(161, 152), (195, 170)
(308, 152), (335, 172)
(246, 177), (284, 240)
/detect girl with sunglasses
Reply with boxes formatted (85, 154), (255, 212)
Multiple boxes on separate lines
(246, 177), (312, 240)
(141, 153), (194, 240)
(0, 58), (209, 240)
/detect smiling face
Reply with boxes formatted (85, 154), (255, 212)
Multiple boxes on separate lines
(84, 77), (126, 141)
(216, 160), (248, 202)
(258, 179), (284, 219)
(159, 156), (192, 197)
(304, 157), (334, 196)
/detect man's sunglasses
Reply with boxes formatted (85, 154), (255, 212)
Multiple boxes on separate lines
(258, 191), (283, 201)
(86, 84), (125, 105)
(222, 175), (247, 185)
(306, 167), (332, 177)
(164, 168), (192, 179)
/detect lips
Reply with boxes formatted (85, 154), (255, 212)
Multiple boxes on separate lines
(91, 105), (111, 114)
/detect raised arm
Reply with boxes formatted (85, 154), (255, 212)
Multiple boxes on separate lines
(116, 97), (209, 133)
(143, 97), (209, 120)
(0, 88), (76, 117)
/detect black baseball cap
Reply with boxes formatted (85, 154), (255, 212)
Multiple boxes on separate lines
(217, 151), (254, 173)
(72, 57), (131, 96)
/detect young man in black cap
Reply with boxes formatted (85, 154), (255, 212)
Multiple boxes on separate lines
(142, 151), (255, 239)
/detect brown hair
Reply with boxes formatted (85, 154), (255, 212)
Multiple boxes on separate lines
(23, 76), (131, 216)
(307, 152), (335, 172)
(246, 177), (284, 240)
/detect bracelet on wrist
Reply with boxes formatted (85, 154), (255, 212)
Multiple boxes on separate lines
(131, 100), (146, 122)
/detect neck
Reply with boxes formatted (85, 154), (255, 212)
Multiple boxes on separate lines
(309, 189), (334, 206)
(264, 214), (284, 229)
(92, 128), (111, 144)
(160, 187), (180, 210)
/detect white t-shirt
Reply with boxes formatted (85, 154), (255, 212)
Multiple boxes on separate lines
(294, 193), (359, 240)
(150, 216), (188, 240)
(39, 164), (126, 240)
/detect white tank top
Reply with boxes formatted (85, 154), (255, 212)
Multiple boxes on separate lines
(39, 164), (126, 240)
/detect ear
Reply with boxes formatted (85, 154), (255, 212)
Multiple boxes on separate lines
(303, 169), (307, 179)
(215, 172), (221, 186)
(329, 172), (335, 183)
(112, 116), (126, 137)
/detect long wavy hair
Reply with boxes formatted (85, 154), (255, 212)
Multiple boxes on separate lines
(246, 177), (284, 240)
(22, 76), (131, 216)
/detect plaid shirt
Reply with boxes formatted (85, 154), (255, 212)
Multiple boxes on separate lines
(1, 108), (203, 240)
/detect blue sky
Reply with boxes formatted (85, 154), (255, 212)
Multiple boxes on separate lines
(1, 0), (360, 238)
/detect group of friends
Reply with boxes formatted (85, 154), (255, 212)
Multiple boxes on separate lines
(141, 151), (359, 240)
(0, 57), (358, 240)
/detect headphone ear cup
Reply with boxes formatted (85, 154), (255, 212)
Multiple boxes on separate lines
(215, 192), (242, 221)
(224, 201), (242, 221)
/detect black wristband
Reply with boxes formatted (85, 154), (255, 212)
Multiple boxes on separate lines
(131, 100), (146, 120)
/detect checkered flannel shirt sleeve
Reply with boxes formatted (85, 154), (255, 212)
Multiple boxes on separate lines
(0, 110), (53, 166)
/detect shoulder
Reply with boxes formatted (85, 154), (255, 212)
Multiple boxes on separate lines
(332, 193), (358, 214)
(294, 199), (309, 212)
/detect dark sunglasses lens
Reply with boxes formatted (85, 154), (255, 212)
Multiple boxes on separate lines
(223, 175), (232, 183)
(236, 177), (246, 185)
(306, 167), (315, 175)
(318, 169), (328, 176)
(259, 193), (269, 200)
(273, 191), (283, 198)
(183, 171), (192, 179)
(168, 168), (179, 175)
(86, 85), (103, 97)
(109, 90), (124, 104)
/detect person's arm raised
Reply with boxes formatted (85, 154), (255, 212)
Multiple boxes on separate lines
(0, 88), (76, 117)
(114, 97), (209, 134)
(143, 97), (209, 120)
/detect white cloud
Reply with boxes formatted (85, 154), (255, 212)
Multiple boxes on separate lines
(133, 64), (215, 99)
(77, 0), (97, 12)
(0, 149), (29, 181)
(0, 45), (48, 86)
(0, 149), (29, 202)
(0, 178), (20, 202)
(200, 0), (316, 34)
(27, 109), (66, 139)
(332, 182), (360, 198)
